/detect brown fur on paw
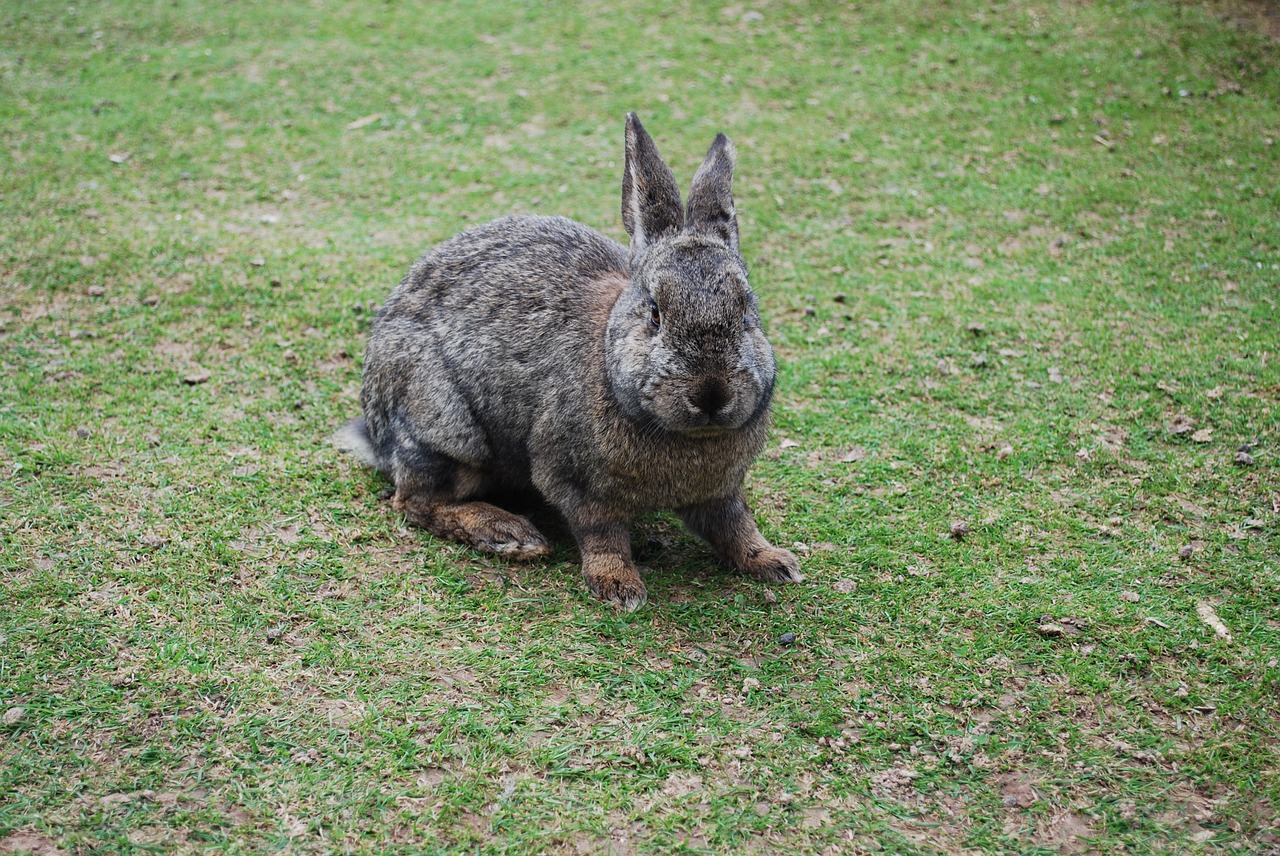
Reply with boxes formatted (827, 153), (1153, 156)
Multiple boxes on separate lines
(738, 545), (804, 584)
(582, 554), (648, 612)
(489, 537), (552, 561)
(453, 506), (551, 560)
(395, 496), (550, 561)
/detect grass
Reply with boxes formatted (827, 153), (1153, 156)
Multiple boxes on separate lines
(2, 0), (1278, 852)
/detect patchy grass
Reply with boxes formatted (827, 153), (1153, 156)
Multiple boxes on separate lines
(2, 0), (1277, 853)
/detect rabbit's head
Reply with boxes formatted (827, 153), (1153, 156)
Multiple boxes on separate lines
(605, 114), (776, 437)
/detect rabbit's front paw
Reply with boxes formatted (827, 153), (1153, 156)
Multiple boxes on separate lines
(583, 554), (648, 612)
(739, 545), (804, 584)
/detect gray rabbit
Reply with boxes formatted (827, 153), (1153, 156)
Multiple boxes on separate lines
(336, 113), (801, 610)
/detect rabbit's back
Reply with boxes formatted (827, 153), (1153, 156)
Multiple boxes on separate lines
(361, 216), (626, 481)
(387, 215), (627, 316)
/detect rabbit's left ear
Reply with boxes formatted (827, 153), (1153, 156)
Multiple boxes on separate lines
(685, 133), (738, 253)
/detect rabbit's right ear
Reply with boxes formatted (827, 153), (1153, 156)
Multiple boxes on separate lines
(622, 113), (683, 254)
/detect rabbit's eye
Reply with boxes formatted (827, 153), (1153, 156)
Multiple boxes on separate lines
(649, 304), (661, 329)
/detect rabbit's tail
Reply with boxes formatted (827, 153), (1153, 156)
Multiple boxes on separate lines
(333, 417), (382, 469)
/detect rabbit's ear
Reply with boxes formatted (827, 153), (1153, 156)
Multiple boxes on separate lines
(622, 113), (683, 253)
(685, 133), (738, 253)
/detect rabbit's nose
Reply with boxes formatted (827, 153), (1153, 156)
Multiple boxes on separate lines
(689, 379), (730, 418)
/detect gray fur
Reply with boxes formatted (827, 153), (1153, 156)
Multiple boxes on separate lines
(339, 114), (801, 610)
(622, 113), (683, 252)
(686, 133), (739, 253)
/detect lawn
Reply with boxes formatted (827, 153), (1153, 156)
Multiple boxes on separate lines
(2, 0), (1278, 853)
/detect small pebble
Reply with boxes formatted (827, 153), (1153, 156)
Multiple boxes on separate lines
(832, 293), (846, 303)
(1233, 451), (1254, 466)
(778, 632), (797, 647)
(266, 628), (284, 644)
(949, 520), (969, 540)
(76, 427), (91, 439)
(1178, 544), (1194, 560)
(762, 588), (778, 604)
(803, 305), (816, 316)
(2, 706), (26, 726)
(87, 285), (105, 297)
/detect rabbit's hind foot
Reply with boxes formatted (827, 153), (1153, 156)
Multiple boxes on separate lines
(393, 493), (551, 561)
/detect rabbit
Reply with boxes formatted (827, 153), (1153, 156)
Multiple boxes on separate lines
(336, 112), (801, 611)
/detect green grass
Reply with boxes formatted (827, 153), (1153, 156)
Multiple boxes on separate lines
(2, 0), (1278, 852)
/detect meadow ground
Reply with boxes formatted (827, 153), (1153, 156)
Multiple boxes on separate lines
(1, 1), (1278, 853)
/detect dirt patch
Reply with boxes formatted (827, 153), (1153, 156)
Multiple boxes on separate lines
(870, 765), (920, 800)
(314, 698), (366, 727)
(660, 773), (704, 799)
(0, 833), (66, 856)
(1154, 783), (1219, 828)
(1035, 810), (1099, 854)
(996, 773), (1040, 809)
